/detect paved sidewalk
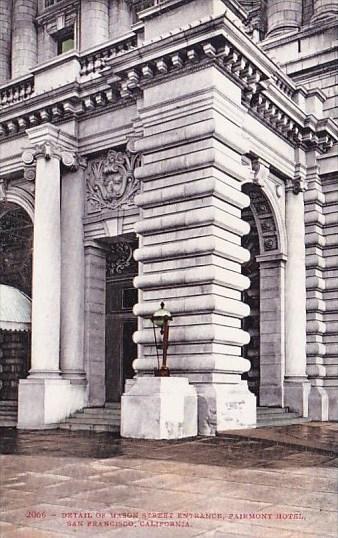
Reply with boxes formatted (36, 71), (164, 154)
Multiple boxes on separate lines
(0, 423), (337, 538)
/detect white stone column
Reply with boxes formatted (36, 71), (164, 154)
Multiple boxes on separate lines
(266, 0), (302, 37)
(109, 0), (133, 39)
(81, 0), (109, 50)
(0, 0), (12, 83)
(30, 147), (62, 377)
(311, 0), (338, 22)
(18, 124), (87, 429)
(60, 163), (86, 382)
(11, 0), (38, 78)
(284, 173), (310, 415)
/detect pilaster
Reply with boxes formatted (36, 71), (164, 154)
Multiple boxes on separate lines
(284, 149), (310, 416)
(84, 242), (107, 407)
(60, 159), (87, 384)
(304, 151), (329, 420)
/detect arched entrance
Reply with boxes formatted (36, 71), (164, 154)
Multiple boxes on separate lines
(0, 202), (33, 409)
(241, 182), (286, 408)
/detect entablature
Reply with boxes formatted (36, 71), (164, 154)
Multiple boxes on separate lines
(0, 12), (337, 155)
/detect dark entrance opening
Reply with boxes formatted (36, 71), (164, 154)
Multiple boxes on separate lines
(241, 200), (260, 402)
(0, 202), (33, 402)
(105, 239), (138, 403)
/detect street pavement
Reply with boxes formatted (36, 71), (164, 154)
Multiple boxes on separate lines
(0, 423), (337, 538)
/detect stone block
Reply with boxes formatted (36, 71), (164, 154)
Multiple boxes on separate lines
(17, 378), (87, 429)
(197, 381), (256, 435)
(121, 377), (197, 439)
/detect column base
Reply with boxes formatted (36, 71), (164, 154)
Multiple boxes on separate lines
(284, 378), (310, 417)
(121, 377), (197, 440)
(196, 382), (256, 436)
(62, 370), (87, 385)
(18, 378), (87, 429)
(308, 385), (329, 420)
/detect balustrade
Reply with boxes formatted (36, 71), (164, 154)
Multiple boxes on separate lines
(0, 77), (34, 108)
(79, 34), (137, 78)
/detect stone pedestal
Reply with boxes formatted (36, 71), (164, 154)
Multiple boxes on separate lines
(198, 382), (256, 434)
(121, 377), (197, 440)
(18, 378), (86, 429)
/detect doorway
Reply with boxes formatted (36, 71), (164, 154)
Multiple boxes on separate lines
(241, 202), (260, 401)
(0, 202), (32, 402)
(105, 239), (138, 403)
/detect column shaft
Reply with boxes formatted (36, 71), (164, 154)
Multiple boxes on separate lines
(285, 186), (307, 378)
(12, 0), (38, 78)
(81, 0), (109, 50)
(312, 0), (338, 20)
(266, 0), (302, 37)
(30, 156), (61, 376)
(0, 0), (12, 83)
(109, 0), (133, 39)
(60, 168), (85, 380)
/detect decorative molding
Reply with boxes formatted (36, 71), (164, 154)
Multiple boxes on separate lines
(0, 17), (337, 153)
(252, 157), (270, 187)
(287, 176), (307, 195)
(243, 183), (280, 254)
(106, 241), (137, 276)
(22, 145), (87, 181)
(86, 149), (141, 213)
(0, 179), (8, 202)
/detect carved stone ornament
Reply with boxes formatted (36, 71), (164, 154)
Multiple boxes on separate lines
(291, 176), (307, 194)
(252, 158), (270, 187)
(86, 150), (141, 212)
(243, 183), (280, 254)
(106, 241), (137, 277)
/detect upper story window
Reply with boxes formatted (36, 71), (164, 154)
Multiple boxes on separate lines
(56, 27), (75, 54)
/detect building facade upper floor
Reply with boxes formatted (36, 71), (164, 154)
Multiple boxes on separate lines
(0, 0), (337, 84)
(0, 0), (337, 173)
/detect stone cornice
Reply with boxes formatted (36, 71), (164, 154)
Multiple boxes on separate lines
(0, 14), (337, 153)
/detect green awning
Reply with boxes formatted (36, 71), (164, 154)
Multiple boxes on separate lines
(0, 284), (31, 332)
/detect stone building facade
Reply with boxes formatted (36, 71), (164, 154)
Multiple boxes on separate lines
(0, 0), (337, 434)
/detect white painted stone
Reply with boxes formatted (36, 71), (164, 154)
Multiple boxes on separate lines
(121, 377), (197, 439)
(17, 378), (86, 429)
(197, 382), (256, 435)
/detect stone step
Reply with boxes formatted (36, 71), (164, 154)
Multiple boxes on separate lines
(80, 408), (120, 417)
(256, 417), (311, 427)
(257, 412), (300, 421)
(59, 422), (119, 432)
(65, 415), (120, 424)
(257, 407), (289, 416)
(104, 403), (121, 409)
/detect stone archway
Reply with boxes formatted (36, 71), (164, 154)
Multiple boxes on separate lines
(0, 202), (33, 403)
(241, 182), (286, 408)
